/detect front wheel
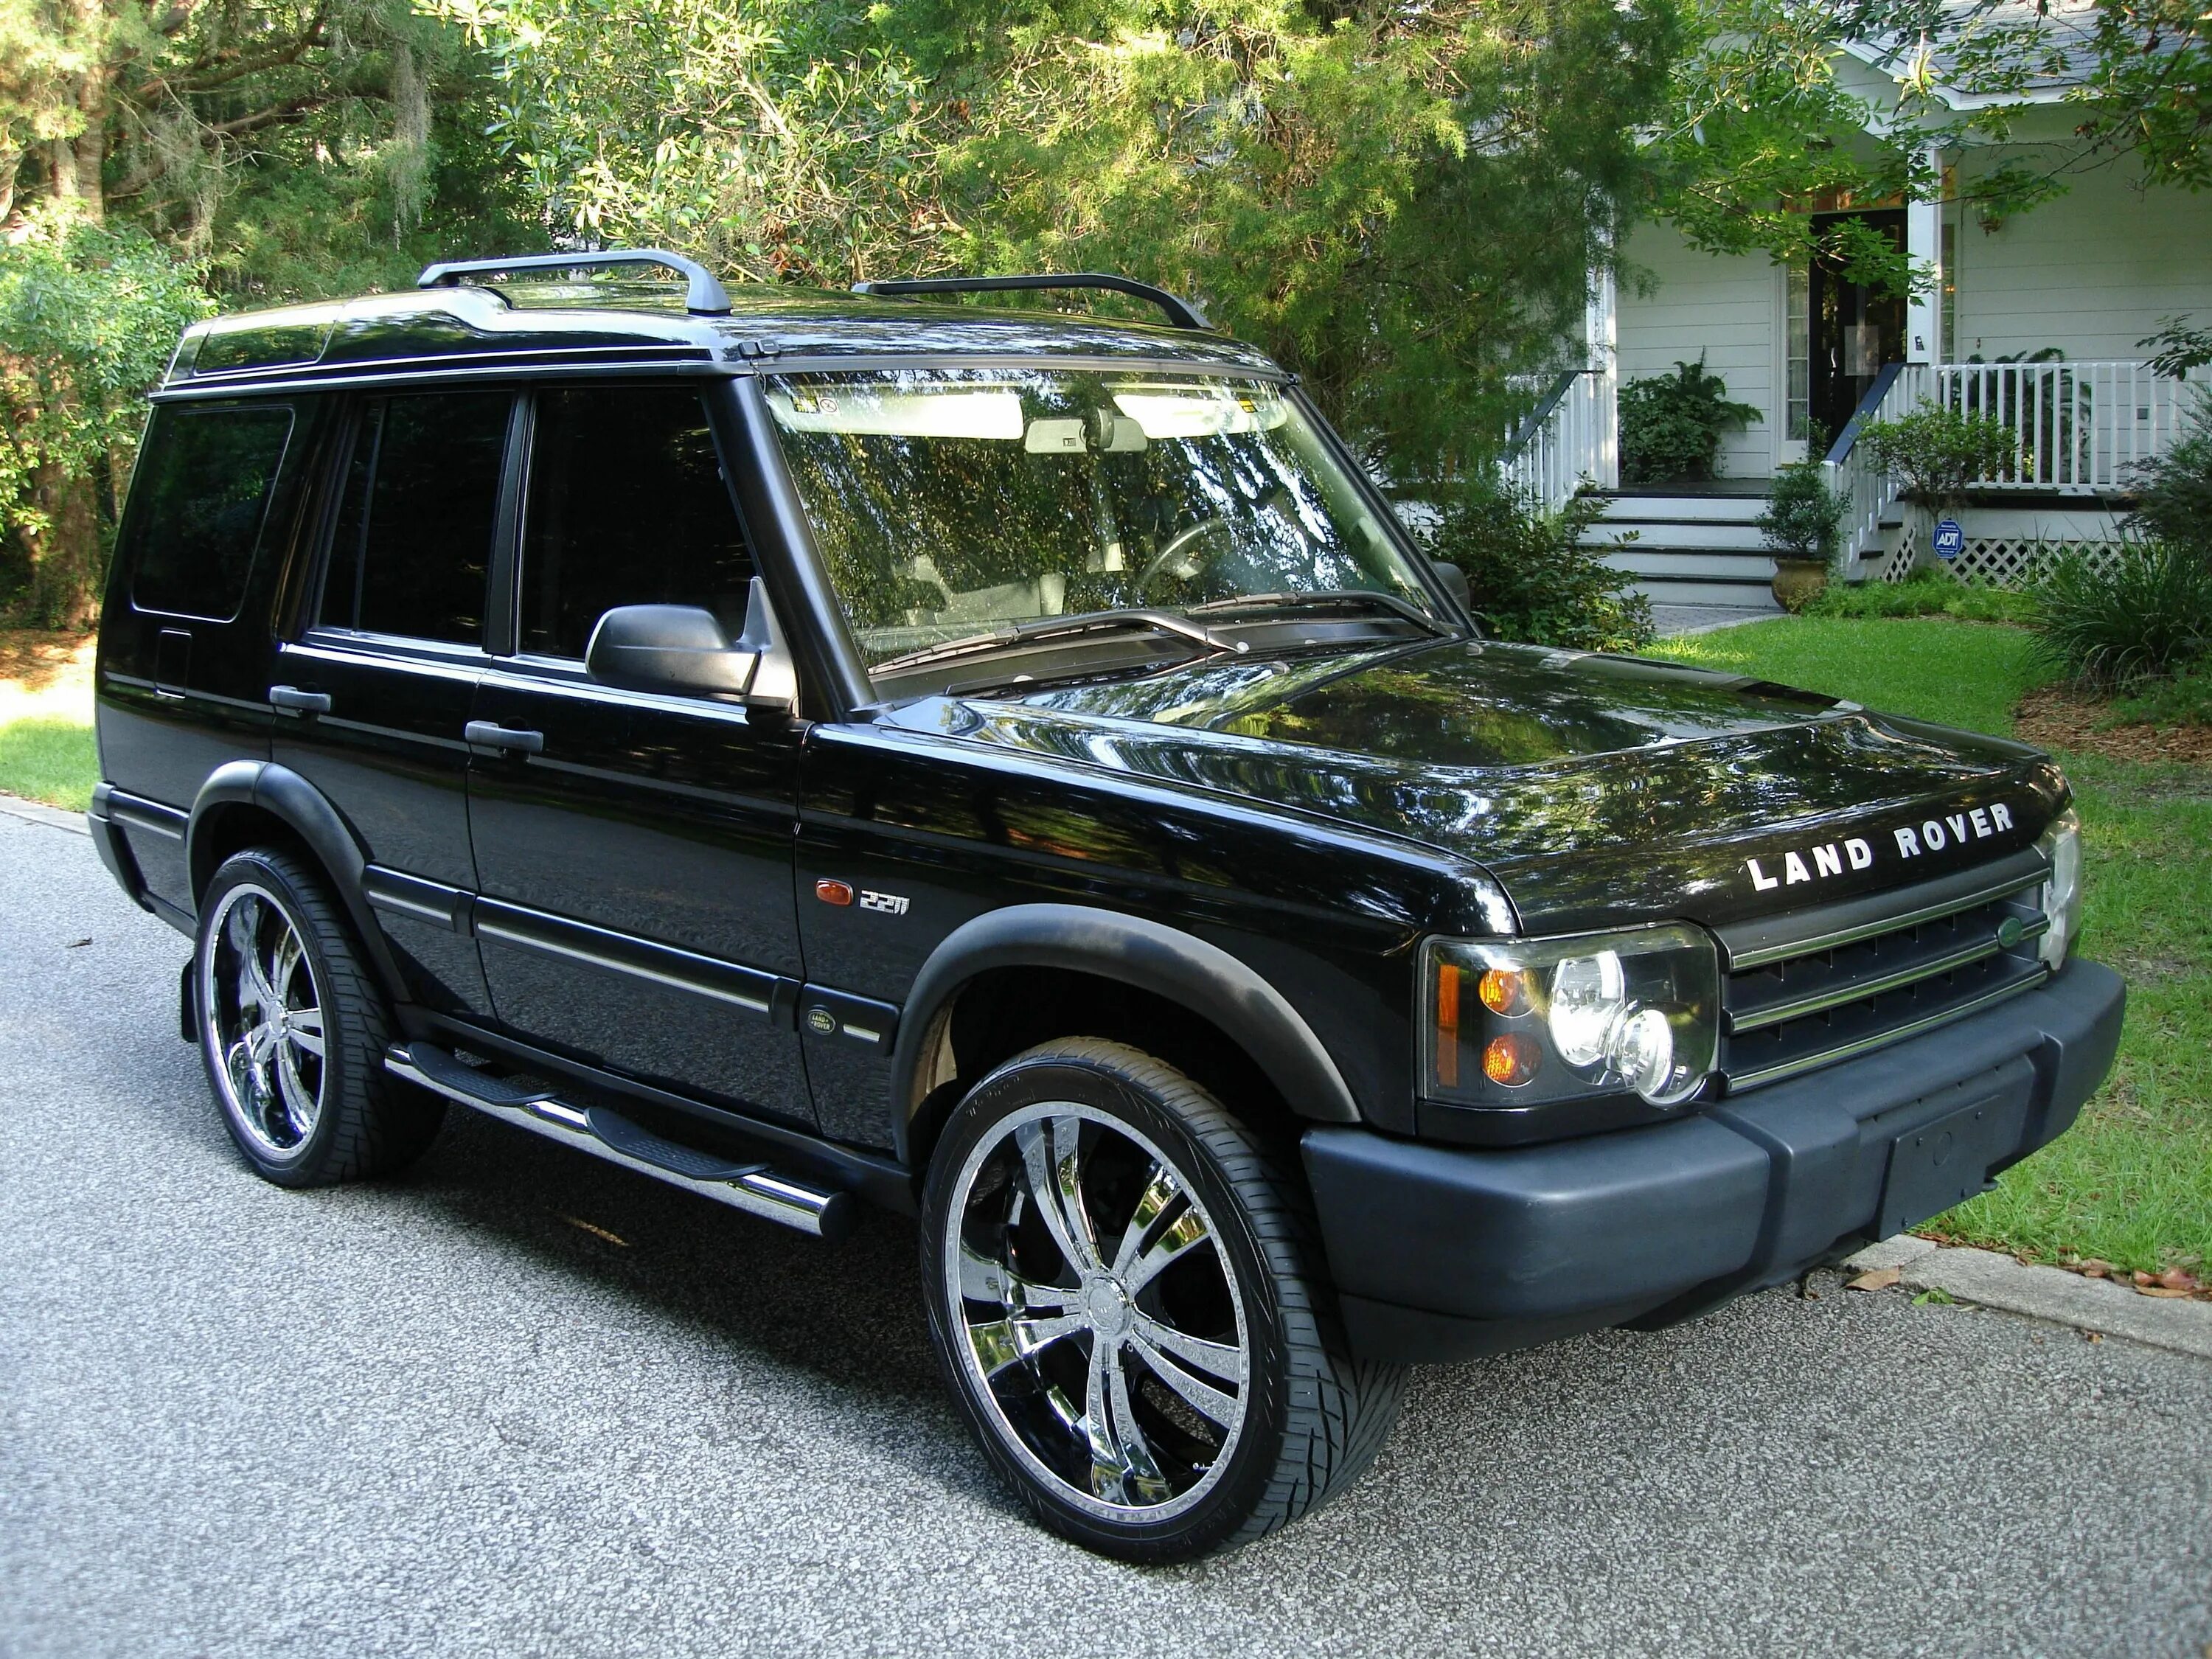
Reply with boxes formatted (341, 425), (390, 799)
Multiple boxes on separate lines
(919, 1038), (1405, 1561)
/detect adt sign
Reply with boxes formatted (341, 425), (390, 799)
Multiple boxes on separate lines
(1932, 518), (1965, 561)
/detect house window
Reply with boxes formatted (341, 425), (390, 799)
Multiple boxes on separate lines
(1786, 262), (1811, 443)
(1941, 218), (1958, 363)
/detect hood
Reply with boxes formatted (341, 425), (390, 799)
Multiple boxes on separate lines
(886, 637), (2062, 933)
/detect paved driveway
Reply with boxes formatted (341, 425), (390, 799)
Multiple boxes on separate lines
(4, 809), (2208, 1658)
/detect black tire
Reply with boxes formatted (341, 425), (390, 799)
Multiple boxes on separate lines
(919, 1038), (1405, 1561)
(194, 847), (443, 1187)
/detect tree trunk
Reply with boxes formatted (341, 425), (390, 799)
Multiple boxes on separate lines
(27, 455), (104, 630)
(72, 49), (108, 224)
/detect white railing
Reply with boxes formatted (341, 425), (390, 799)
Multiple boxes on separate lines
(1930, 361), (2202, 490)
(1823, 361), (1926, 568)
(1500, 368), (1615, 510)
(1823, 359), (2204, 566)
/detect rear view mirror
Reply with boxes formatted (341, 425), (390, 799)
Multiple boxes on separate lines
(585, 578), (796, 715)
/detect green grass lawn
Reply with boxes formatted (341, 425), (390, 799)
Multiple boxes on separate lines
(1655, 617), (2211, 1277)
(0, 718), (97, 813)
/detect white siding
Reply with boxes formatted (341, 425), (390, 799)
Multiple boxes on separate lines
(1616, 221), (1779, 478)
(1950, 142), (2212, 363)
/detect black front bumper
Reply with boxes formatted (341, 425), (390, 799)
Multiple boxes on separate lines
(1304, 959), (2126, 1363)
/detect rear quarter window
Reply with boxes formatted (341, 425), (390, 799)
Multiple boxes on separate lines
(128, 404), (296, 622)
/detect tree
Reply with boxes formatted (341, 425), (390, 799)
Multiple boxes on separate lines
(1, 0), (543, 622)
(436, 0), (1686, 481)
(0, 206), (211, 625)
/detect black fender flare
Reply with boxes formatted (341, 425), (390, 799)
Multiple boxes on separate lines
(186, 761), (407, 1000)
(890, 903), (1363, 1164)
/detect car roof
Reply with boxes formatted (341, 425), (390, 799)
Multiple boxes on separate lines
(157, 279), (1286, 400)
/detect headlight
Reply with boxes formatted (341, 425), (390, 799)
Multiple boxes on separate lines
(1420, 925), (1721, 1110)
(2037, 807), (2083, 970)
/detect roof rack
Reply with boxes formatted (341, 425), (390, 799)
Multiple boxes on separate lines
(849, 273), (1211, 332)
(417, 249), (732, 317)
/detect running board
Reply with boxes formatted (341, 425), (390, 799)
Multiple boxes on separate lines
(386, 1041), (854, 1241)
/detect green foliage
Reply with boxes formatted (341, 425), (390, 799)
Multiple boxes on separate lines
(2138, 317), (2212, 380)
(2033, 543), (2212, 692)
(0, 208), (212, 624)
(933, 2), (1683, 479)
(426, 0), (1683, 480)
(2128, 386), (2212, 563)
(1756, 458), (1843, 566)
(1803, 566), (2038, 623)
(1423, 479), (1654, 652)
(1859, 404), (2015, 509)
(1618, 356), (1761, 483)
(2110, 657), (2212, 727)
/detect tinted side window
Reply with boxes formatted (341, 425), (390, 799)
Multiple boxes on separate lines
(319, 392), (510, 645)
(129, 405), (296, 621)
(517, 386), (754, 659)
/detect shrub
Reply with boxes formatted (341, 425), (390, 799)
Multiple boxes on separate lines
(1425, 479), (1655, 653)
(2110, 658), (2212, 727)
(1618, 356), (1762, 484)
(2032, 543), (2212, 691)
(2129, 387), (2212, 564)
(1858, 405), (2014, 509)
(1757, 459), (1844, 566)
(1804, 566), (2039, 623)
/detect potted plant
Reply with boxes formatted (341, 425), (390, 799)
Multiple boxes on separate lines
(1858, 404), (2015, 574)
(1618, 355), (1764, 484)
(1757, 459), (1845, 611)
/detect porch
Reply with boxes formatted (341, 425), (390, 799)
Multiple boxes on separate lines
(1503, 357), (2205, 613)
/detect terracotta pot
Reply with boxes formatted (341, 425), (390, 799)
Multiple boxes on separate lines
(1770, 556), (1829, 613)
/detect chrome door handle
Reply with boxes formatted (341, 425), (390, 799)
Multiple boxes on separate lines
(268, 685), (332, 715)
(464, 721), (545, 754)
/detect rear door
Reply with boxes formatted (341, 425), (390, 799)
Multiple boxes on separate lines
(465, 382), (815, 1128)
(271, 389), (515, 1016)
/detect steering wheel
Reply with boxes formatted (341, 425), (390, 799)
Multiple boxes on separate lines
(1133, 515), (1233, 602)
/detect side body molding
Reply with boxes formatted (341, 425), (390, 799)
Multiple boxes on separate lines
(186, 761), (408, 999)
(891, 903), (1363, 1161)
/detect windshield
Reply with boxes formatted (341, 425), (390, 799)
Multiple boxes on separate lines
(763, 368), (1441, 677)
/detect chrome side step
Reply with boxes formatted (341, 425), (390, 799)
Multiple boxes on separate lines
(386, 1041), (854, 1241)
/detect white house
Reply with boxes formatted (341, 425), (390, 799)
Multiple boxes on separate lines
(1507, 9), (2212, 608)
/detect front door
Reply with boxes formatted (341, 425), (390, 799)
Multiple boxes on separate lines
(1809, 209), (1907, 443)
(274, 389), (515, 1017)
(465, 381), (815, 1129)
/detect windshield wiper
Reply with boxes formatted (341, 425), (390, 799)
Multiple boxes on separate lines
(1189, 589), (1451, 636)
(871, 607), (1247, 678)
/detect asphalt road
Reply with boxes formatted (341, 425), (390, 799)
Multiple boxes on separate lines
(4, 807), (2210, 1659)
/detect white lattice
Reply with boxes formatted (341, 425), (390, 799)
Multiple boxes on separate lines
(1877, 538), (2128, 588)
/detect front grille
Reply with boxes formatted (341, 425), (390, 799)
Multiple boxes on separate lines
(1714, 847), (2052, 1092)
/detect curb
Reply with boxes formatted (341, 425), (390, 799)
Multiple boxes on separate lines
(0, 792), (88, 836)
(1843, 1236), (2212, 1361)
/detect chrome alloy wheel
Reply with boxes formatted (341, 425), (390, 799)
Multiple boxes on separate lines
(944, 1100), (1251, 1523)
(201, 882), (327, 1158)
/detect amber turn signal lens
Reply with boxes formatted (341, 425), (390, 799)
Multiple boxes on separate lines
(1482, 1032), (1542, 1088)
(814, 878), (855, 906)
(1477, 967), (1528, 1017)
(1434, 962), (1462, 1088)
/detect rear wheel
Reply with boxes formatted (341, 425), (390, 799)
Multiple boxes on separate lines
(195, 848), (442, 1186)
(920, 1038), (1405, 1561)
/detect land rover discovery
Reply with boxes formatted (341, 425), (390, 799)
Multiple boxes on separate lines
(88, 251), (2125, 1561)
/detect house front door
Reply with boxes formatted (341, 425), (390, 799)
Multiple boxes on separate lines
(1809, 209), (1907, 445)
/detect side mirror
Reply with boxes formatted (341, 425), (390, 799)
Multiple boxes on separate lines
(584, 578), (796, 715)
(1430, 558), (1471, 613)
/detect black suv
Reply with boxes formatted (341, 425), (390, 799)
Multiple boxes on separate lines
(91, 250), (2124, 1561)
